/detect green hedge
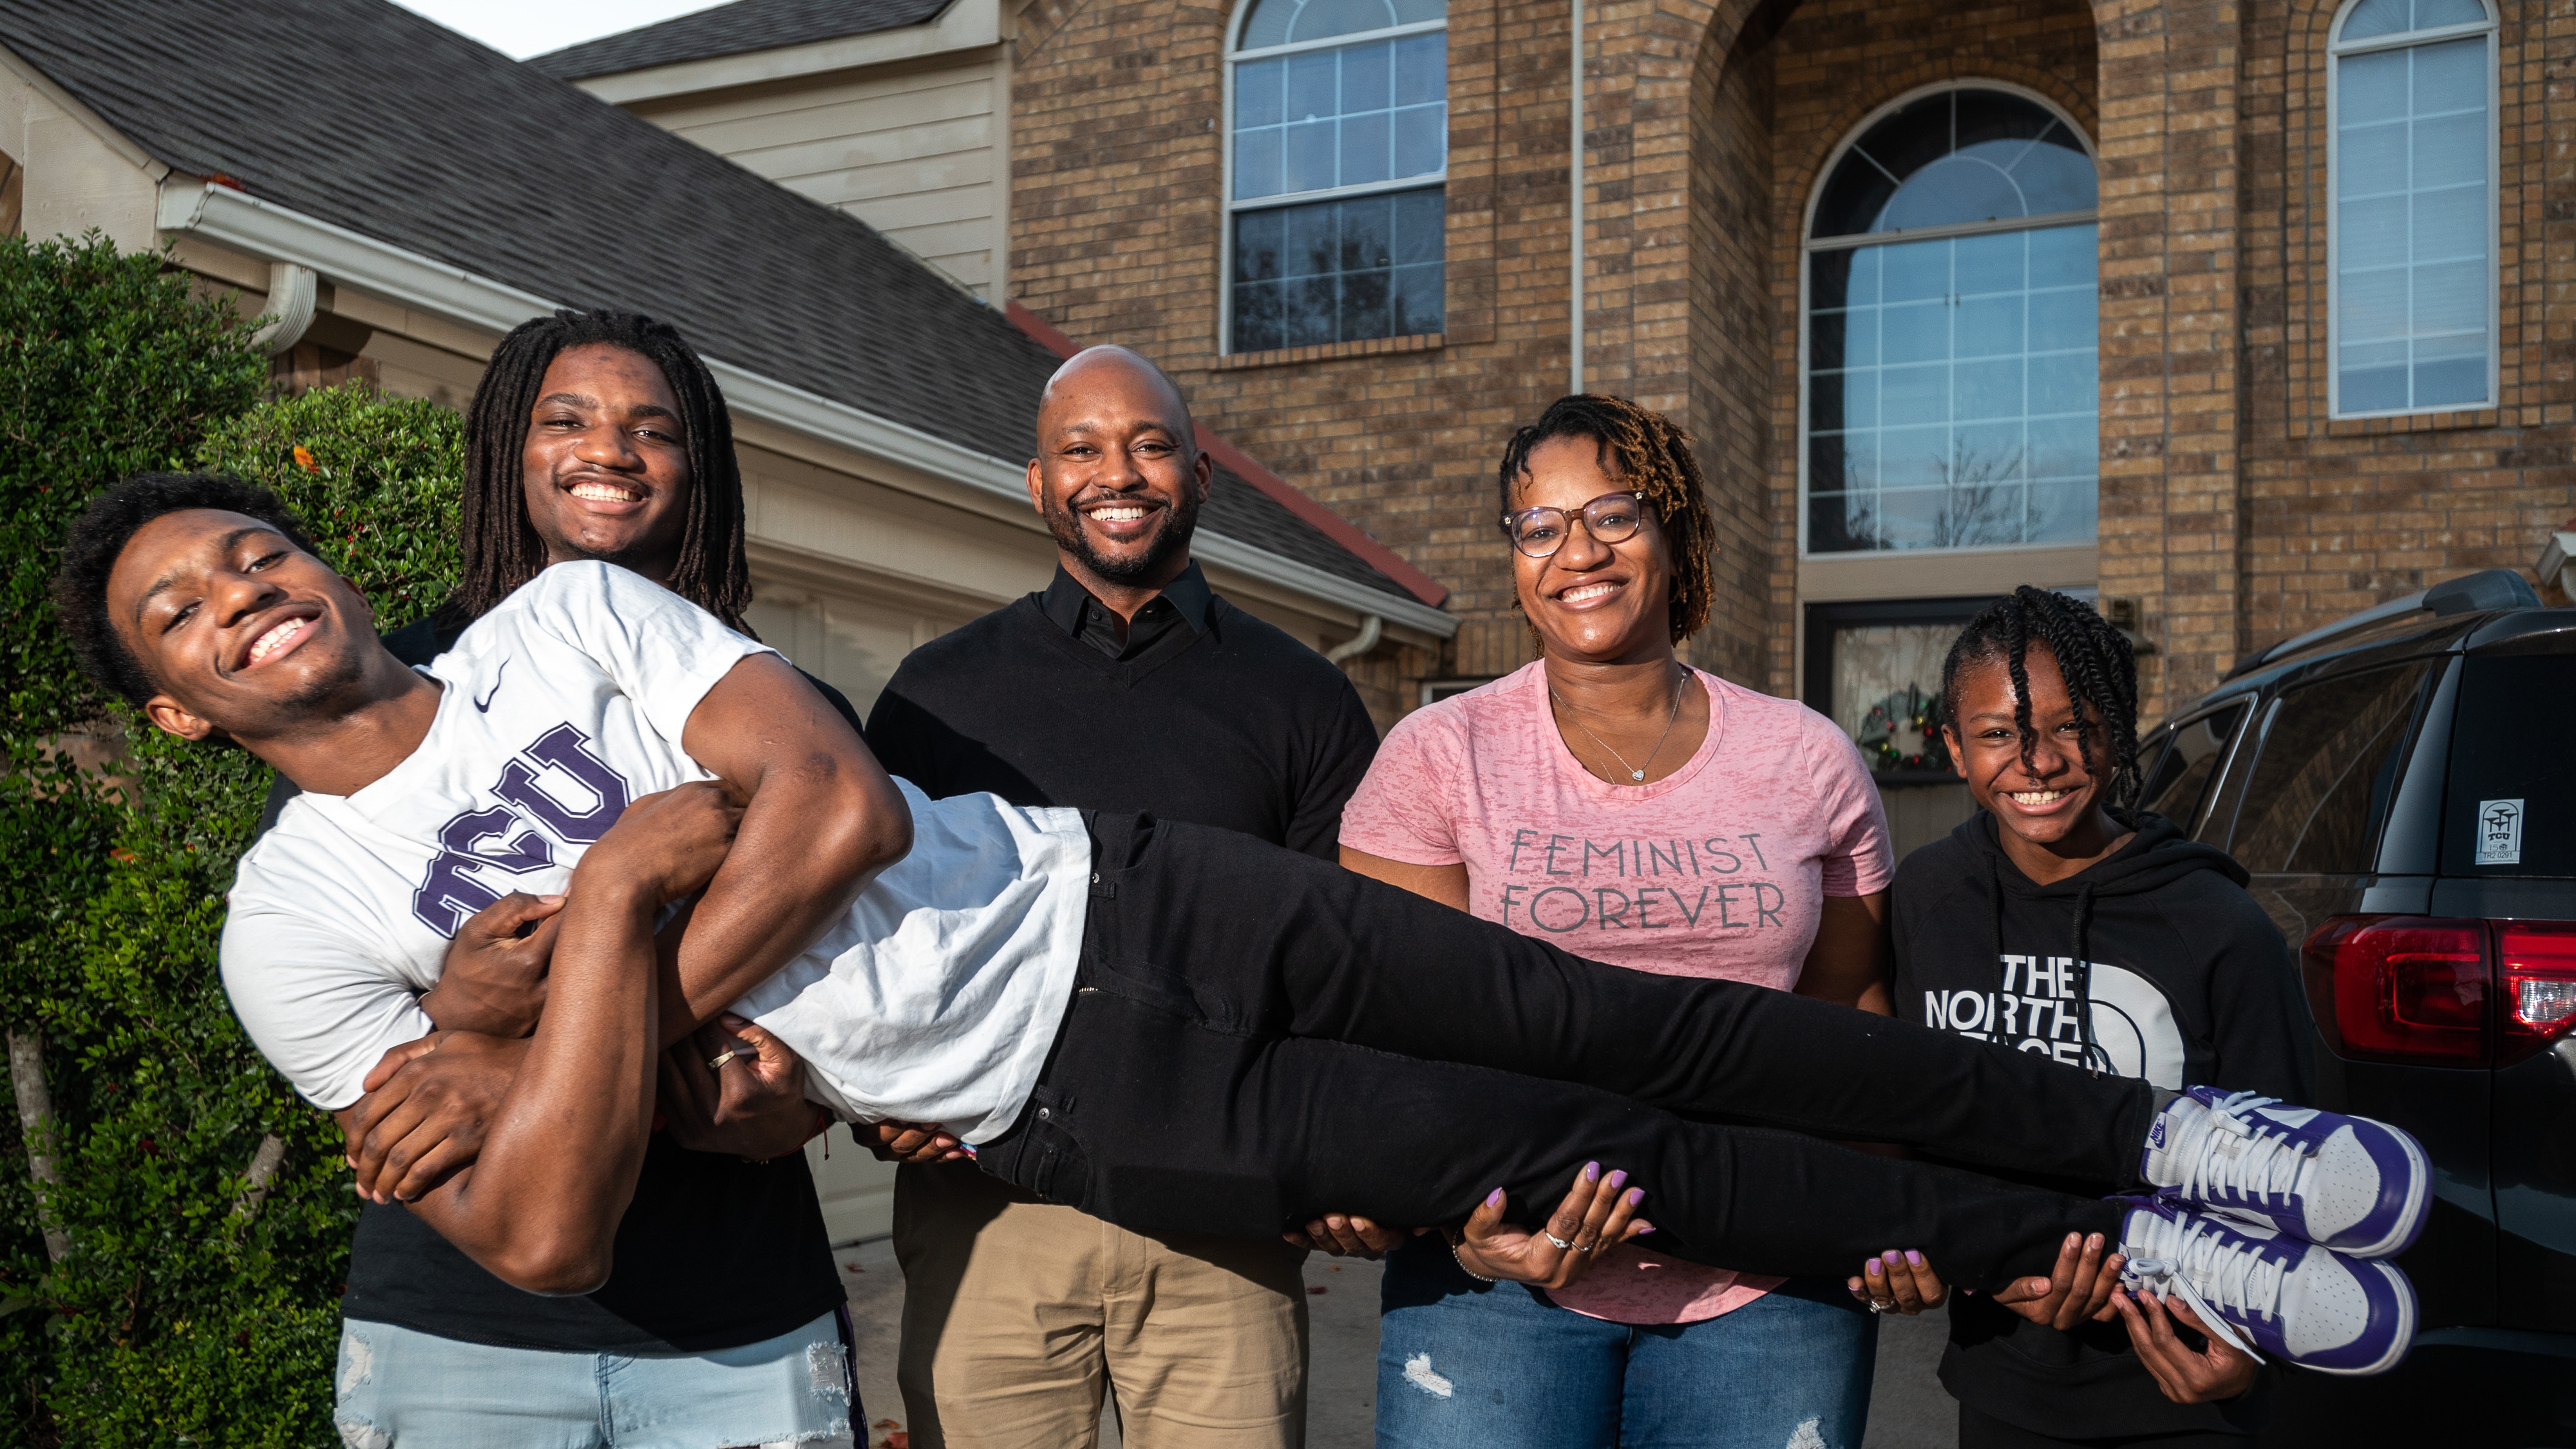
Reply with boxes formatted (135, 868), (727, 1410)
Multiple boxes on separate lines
(0, 232), (465, 1446)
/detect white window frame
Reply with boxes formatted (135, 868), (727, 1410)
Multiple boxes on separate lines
(1219, 0), (1449, 355)
(2325, 0), (2501, 420)
(1794, 80), (2102, 561)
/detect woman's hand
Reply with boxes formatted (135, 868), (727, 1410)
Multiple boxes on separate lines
(656, 1014), (826, 1162)
(1285, 1213), (1414, 1259)
(1450, 1163), (1651, 1289)
(422, 891), (562, 1036)
(1847, 1249), (1947, 1314)
(2114, 1287), (2260, 1403)
(861, 1121), (971, 1164)
(1989, 1232), (2126, 1330)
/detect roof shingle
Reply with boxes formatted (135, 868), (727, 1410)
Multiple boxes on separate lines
(0, 0), (1426, 604)
(529, 0), (953, 82)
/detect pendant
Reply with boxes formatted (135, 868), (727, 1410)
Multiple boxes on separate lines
(1630, 770), (1645, 781)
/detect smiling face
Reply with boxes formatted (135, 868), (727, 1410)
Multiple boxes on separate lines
(1942, 645), (2113, 848)
(1026, 348), (1212, 591)
(1508, 436), (1674, 665)
(518, 343), (694, 583)
(104, 508), (381, 744)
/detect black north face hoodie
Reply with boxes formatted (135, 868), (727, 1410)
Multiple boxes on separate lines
(1891, 809), (2313, 1440)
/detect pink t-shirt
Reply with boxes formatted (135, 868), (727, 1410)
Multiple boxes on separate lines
(1340, 661), (1894, 1325)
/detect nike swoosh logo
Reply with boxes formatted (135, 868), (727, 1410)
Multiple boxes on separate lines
(473, 658), (509, 713)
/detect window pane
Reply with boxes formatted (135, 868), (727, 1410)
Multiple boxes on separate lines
(2231, 665), (2432, 874)
(2412, 0), (2489, 27)
(1238, 0), (1444, 46)
(1235, 127), (1284, 200)
(1391, 104), (1446, 178)
(1289, 0), (1396, 44)
(2335, 35), (2491, 413)
(1286, 50), (1338, 118)
(1814, 90), (2097, 238)
(1826, 623), (1962, 775)
(1394, 33), (1445, 107)
(1232, 189), (1443, 350)
(1237, 59), (1284, 127)
(1283, 118), (1336, 192)
(1805, 222), (2099, 554)
(2143, 704), (2250, 833)
(1341, 109), (1391, 185)
(2446, 652), (2576, 877)
(1343, 41), (1391, 109)
(2339, 0), (2412, 41)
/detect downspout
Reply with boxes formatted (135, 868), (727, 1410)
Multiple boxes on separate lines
(1568, 0), (1584, 396)
(253, 261), (317, 354)
(1325, 614), (1384, 665)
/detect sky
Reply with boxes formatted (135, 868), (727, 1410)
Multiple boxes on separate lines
(391, 0), (733, 59)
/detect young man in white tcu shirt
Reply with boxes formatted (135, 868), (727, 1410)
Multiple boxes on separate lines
(59, 474), (2438, 1410)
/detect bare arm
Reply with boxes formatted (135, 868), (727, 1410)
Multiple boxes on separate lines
(659, 653), (913, 1045)
(332, 784), (734, 1294)
(1339, 846), (1470, 910)
(1795, 891), (1893, 1015)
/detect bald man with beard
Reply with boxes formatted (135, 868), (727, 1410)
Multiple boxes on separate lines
(864, 347), (1383, 1448)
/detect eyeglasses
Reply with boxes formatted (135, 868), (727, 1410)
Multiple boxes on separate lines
(1500, 491), (1651, 559)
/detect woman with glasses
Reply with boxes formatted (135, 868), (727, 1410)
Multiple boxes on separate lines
(1338, 395), (1902, 1448)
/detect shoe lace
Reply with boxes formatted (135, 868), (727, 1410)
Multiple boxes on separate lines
(2123, 1212), (2284, 1365)
(2176, 1090), (2310, 1211)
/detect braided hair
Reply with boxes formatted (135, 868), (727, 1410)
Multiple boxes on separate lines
(1938, 587), (2143, 815)
(451, 309), (750, 629)
(1494, 394), (1718, 643)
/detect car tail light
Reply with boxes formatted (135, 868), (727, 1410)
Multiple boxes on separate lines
(2498, 921), (2576, 1066)
(2305, 916), (2576, 1068)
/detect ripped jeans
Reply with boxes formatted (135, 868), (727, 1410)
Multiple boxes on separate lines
(1372, 1239), (1875, 1449)
(330, 1310), (856, 1449)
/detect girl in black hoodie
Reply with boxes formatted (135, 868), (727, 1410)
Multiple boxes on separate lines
(1890, 588), (2315, 1449)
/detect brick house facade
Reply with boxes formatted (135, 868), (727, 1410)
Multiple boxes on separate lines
(999, 0), (2571, 711)
(550, 0), (2571, 834)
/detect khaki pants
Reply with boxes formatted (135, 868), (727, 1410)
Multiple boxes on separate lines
(893, 1162), (1308, 1449)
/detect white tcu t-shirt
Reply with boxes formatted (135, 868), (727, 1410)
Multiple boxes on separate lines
(221, 561), (1092, 1142)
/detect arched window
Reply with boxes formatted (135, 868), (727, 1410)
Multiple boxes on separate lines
(2329, 0), (2497, 417)
(1225, 0), (1446, 353)
(1803, 86), (2099, 555)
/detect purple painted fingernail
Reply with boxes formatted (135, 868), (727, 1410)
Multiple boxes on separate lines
(1866, 1258), (1882, 1274)
(1607, 1170), (1628, 1190)
(1625, 1188), (1644, 1207)
(1883, 1250), (1902, 1264)
(1487, 1188), (1506, 1208)
(1585, 1161), (1600, 1182)
(1905, 1250), (1924, 1266)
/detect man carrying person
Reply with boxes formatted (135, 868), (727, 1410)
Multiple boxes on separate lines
(864, 345), (1381, 1448)
(236, 309), (862, 1446)
(57, 465), (2434, 1396)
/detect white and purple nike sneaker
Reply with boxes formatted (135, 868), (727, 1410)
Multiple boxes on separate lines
(2115, 1197), (2416, 1376)
(2143, 1087), (2432, 1258)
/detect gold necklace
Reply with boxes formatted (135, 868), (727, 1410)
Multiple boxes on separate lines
(1550, 663), (1687, 784)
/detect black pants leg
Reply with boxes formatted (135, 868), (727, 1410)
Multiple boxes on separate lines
(973, 815), (2136, 1287)
(1081, 813), (2154, 1180)
(977, 985), (2126, 1288)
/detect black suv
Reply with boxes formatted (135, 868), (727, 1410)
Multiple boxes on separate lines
(2134, 570), (2575, 1447)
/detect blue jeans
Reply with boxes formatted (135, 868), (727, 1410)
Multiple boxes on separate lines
(331, 1311), (857, 1448)
(1374, 1239), (1877, 1449)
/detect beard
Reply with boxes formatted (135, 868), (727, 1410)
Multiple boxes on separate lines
(1043, 489), (1201, 585)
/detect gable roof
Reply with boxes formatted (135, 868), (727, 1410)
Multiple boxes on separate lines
(530, 0), (952, 81)
(0, 0), (1444, 612)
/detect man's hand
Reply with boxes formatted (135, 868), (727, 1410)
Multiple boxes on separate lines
(2115, 1288), (2260, 1403)
(422, 893), (562, 1037)
(1285, 1213), (1414, 1259)
(580, 782), (743, 908)
(1847, 1250), (1947, 1315)
(658, 1014), (826, 1161)
(340, 1032), (531, 1204)
(862, 1121), (971, 1164)
(1450, 1164), (1651, 1290)
(1989, 1232), (2126, 1330)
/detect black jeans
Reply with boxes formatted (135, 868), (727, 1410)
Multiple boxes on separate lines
(974, 813), (2137, 1287)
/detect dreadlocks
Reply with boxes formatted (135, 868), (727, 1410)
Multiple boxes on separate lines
(451, 309), (750, 629)
(1939, 587), (2143, 814)
(1495, 394), (1718, 643)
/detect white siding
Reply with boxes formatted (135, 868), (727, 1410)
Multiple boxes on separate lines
(631, 60), (1007, 299)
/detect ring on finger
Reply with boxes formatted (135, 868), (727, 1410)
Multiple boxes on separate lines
(1866, 1299), (1893, 1314)
(1543, 1231), (1577, 1251)
(707, 1048), (744, 1070)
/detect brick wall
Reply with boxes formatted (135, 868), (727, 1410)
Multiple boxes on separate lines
(1009, 0), (2575, 721)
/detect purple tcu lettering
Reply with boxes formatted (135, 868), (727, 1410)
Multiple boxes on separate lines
(493, 724), (630, 844)
(409, 724), (634, 935)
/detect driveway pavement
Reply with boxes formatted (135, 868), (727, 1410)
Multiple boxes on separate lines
(840, 1240), (1960, 1448)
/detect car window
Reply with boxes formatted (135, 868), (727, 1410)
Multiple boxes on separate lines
(2231, 664), (2432, 874)
(2445, 649), (2576, 877)
(2139, 702), (2249, 833)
